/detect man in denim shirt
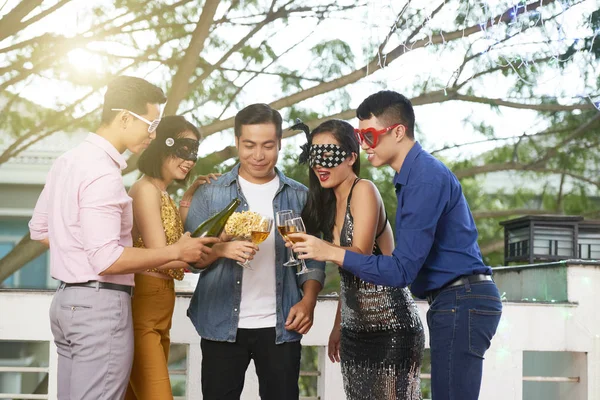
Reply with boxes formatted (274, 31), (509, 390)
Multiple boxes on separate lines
(185, 103), (325, 400)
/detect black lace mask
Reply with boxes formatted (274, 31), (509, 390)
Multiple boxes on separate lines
(165, 137), (199, 161)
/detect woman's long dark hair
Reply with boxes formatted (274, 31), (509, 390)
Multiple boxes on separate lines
(301, 119), (360, 242)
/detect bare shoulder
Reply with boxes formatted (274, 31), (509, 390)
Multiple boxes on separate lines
(129, 179), (161, 202)
(353, 179), (382, 202)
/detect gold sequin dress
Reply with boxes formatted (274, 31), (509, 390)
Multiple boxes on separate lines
(133, 191), (185, 280)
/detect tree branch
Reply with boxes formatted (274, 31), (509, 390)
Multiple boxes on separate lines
(0, 0), (192, 55)
(450, 93), (596, 112)
(0, 107), (100, 164)
(479, 239), (504, 256)
(284, 109), (357, 137)
(0, 0), (44, 41)
(0, 234), (46, 283)
(165, 0), (221, 115)
(198, 0), (556, 137)
(455, 163), (600, 189)
(556, 173), (566, 212)
(186, 3), (284, 97)
(18, 0), (71, 32)
(377, 1), (412, 56)
(194, 145), (238, 171)
(429, 126), (571, 155)
(216, 28), (316, 120)
(527, 112), (600, 168)
(0, 36), (183, 164)
(217, 66), (325, 83)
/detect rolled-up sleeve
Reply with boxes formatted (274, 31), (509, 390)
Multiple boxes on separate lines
(79, 173), (127, 274)
(343, 182), (447, 288)
(297, 258), (326, 288)
(185, 186), (209, 233)
(184, 187), (211, 274)
(29, 185), (49, 240)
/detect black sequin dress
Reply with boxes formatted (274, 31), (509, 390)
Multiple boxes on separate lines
(339, 179), (425, 400)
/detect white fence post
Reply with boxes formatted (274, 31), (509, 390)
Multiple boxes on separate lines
(317, 346), (343, 400)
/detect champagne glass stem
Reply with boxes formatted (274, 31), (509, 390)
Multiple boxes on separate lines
(297, 258), (309, 275)
(236, 238), (253, 269)
(284, 248), (300, 267)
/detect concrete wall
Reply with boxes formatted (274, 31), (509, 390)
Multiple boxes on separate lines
(1, 263), (600, 399)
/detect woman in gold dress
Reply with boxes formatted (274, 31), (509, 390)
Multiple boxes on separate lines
(124, 116), (217, 399)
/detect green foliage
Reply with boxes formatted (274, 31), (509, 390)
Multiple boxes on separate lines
(285, 108), (320, 126)
(279, 145), (309, 185)
(561, 9), (600, 61)
(2, 0), (599, 280)
(299, 346), (319, 397)
(278, 67), (304, 93)
(310, 39), (354, 78)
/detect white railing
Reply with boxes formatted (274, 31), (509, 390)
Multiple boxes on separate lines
(2, 263), (600, 399)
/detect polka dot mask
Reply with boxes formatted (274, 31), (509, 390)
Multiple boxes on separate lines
(308, 144), (349, 168)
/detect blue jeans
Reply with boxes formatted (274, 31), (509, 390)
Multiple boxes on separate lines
(426, 280), (502, 400)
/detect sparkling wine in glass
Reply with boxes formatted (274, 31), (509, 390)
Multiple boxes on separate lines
(238, 215), (273, 269)
(276, 210), (300, 267)
(286, 217), (314, 275)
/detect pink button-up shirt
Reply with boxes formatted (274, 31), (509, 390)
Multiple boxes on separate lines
(29, 133), (134, 286)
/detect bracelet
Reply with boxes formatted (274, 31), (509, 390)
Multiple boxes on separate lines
(180, 200), (191, 208)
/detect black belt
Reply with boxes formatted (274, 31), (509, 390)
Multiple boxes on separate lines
(426, 274), (492, 305)
(62, 281), (134, 296)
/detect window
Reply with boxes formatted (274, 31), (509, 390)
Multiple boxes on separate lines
(523, 351), (586, 400)
(0, 340), (50, 398)
(0, 217), (55, 290)
(0, 238), (52, 289)
(169, 344), (188, 399)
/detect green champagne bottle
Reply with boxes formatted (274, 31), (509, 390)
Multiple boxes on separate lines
(191, 198), (241, 238)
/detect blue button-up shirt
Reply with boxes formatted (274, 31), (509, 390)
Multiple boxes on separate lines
(185, 164), (326, 344)
(343, 142), (491, 298)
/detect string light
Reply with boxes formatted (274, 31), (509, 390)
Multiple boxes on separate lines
(373, 0), (599, 106)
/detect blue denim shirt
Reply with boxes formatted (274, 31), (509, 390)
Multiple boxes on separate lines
(184, 164), (326, 344)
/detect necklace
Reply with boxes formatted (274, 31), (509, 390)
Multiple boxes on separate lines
(146, 177), (169, 195)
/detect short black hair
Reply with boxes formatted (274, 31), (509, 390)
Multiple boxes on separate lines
(356, 90), (415, 139)
(101, 76), (167, 125)
(138, 115), (201, 182)
(234, 103), (282, 139)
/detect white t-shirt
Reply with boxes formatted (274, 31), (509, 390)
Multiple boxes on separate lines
(237, 174), (280, 329)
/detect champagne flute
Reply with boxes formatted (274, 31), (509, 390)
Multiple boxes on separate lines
(286, 216), (315, 275)
(238, 215), (273, 269)
(276, 210), (301, 267)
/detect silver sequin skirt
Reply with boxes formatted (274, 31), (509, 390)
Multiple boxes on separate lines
(339, 269), (425, 400)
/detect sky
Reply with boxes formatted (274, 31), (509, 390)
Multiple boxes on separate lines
(1, 0), (598, 168)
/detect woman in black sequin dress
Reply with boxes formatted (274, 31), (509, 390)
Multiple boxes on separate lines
(292, 119), (425, 400)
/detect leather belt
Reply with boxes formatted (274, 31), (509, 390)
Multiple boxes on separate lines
(62, 281), (134, 296)
(426, 274), (492, 305)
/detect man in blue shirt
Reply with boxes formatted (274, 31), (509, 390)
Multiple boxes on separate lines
(289, 91), (502, 400)
(185, 103), (325, 400)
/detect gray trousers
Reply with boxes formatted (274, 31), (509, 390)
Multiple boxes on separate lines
(50, 284), (134, 400)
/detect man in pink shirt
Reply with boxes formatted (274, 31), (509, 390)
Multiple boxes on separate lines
(29, 76), (217, 400)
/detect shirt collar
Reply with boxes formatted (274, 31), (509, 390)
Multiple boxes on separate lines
(85, 133), (128, 170)
(222, 163), (292, 189)
(393, 141), (423, 187)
